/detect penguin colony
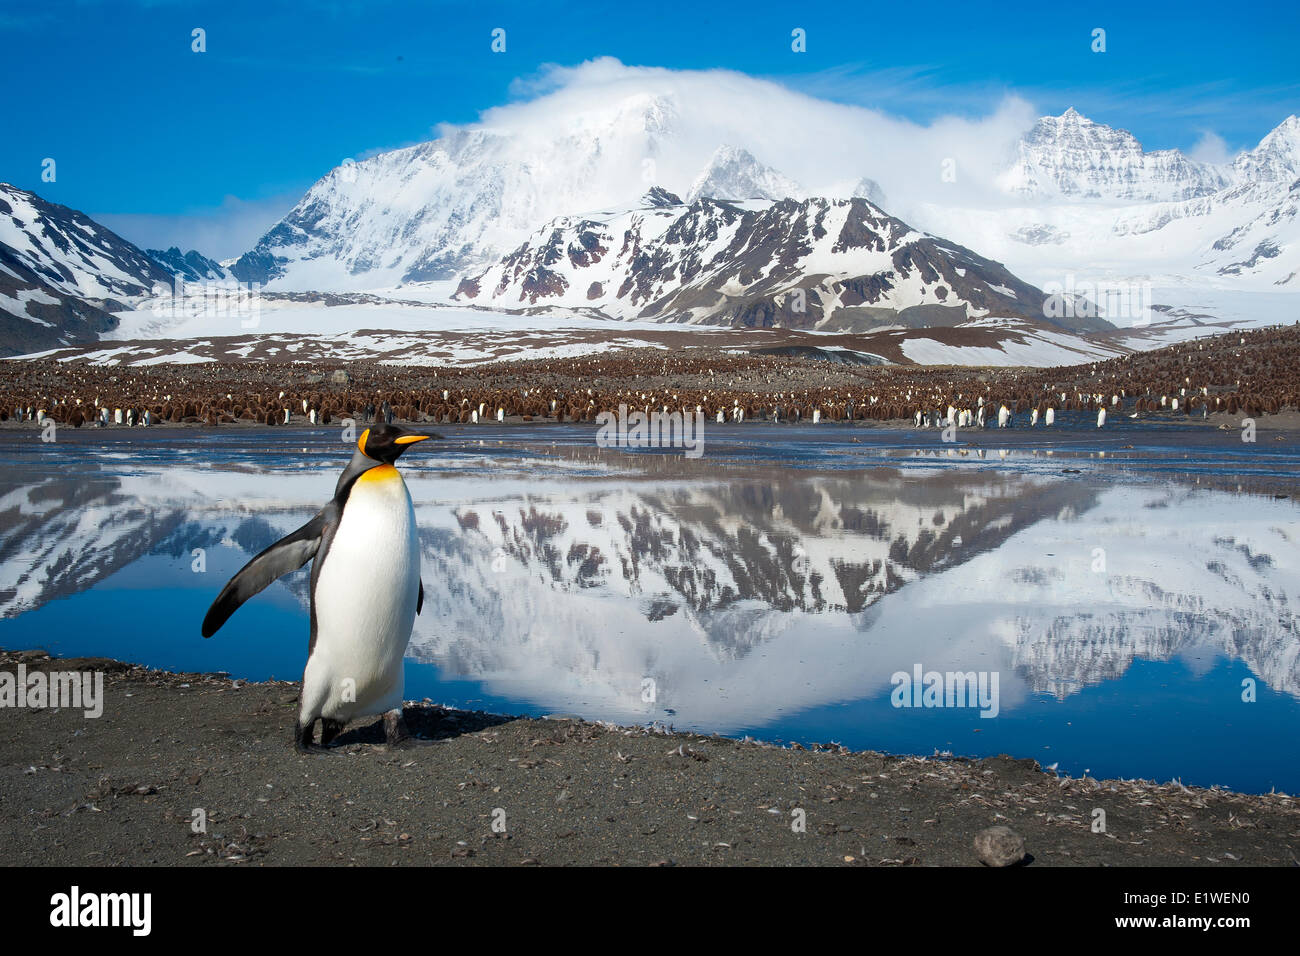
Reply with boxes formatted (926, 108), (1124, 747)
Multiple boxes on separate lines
(3, 323), (1298, 429)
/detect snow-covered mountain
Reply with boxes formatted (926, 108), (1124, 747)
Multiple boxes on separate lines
(226, 91), (898, 294)
(1233, 115), (1300, 184)
(999, 107), (1232, 202)
(0, 242), (120, 357)
(0, 183), (178, 355)
(6, 81), (1297, 356)
(0, 183), (173, 302)
(685, 145), (804, 202)
(850, 177), (888, 208)
(454, 194), (1110, 333)
(226, 85), (1299, 321)
(146, 246), (229, 282)
(230, 93), (688, 289)
(0, 184), (251, 355)
(1210, 181), (1298, 283)
(927, 110), (1300, 291)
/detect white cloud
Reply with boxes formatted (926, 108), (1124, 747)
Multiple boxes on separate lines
(1188, 130), (1235, 166)
(475, 58), (1040, 218)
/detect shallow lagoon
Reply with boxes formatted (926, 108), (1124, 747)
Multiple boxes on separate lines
(1, 423), (1298, 793)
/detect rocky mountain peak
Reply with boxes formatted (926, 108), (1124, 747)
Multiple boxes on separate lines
(1004, 110), (1231, 202)
(147, 246), (229, 283)
(850, 177), (887, 208)
(454, 193), (1111, 335)
(641, 186), (684, 208)
(0, 183), (176, 355)
(1234, 114), (1300, 183)
(685, 145), (804, 202)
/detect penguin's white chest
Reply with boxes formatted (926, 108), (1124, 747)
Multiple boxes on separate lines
(306, 466), (420, 722)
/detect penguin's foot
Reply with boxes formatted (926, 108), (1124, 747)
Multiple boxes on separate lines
(319, 718), (345, 749)
(382, 711), (438, 749)
(294, 719), (338, 755)
(383, 708), (411, 746)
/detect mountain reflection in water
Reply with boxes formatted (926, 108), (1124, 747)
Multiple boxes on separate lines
(1, 428), (1297, 792)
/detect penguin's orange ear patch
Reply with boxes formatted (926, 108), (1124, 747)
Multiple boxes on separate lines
(395, 434), (429, 445)
(357, 428), (371, 454)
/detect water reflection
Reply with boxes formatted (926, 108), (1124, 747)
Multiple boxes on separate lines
(417, 474), (1299, 723)
(1, 433), (1298, 790)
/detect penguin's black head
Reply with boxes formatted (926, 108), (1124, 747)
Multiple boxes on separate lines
(357, 424), (441, 464)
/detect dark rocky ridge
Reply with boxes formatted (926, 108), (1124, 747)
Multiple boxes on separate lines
(0, 243), (121, 357)
(0, 183), (175, 356)
(457, 197), (1115, 335)
(146, 246), (229, 283)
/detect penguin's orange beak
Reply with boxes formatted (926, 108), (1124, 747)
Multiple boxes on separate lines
(394, 434), (429, 445)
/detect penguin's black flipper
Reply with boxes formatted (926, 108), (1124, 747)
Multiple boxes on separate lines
(202, 508), (333, 637)
(417, 579), (424, 615)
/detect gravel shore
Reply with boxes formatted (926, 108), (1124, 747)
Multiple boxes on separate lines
(3, 649), (1297, 867)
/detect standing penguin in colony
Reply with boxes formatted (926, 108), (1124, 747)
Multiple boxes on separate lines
(202, 425), (436, 752)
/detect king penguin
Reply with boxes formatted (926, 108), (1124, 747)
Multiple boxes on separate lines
(202, 424), (436, 752)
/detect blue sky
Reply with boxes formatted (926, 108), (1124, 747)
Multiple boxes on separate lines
(2, 0), (1297, 256)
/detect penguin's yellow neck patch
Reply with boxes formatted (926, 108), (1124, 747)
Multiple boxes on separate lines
(357, 464), (398, 485)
